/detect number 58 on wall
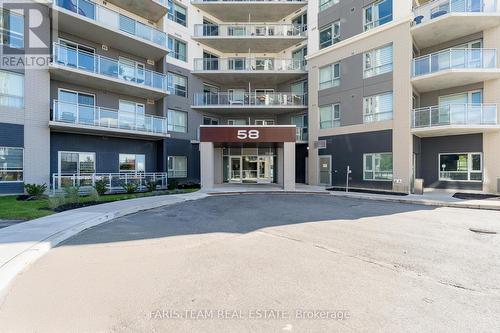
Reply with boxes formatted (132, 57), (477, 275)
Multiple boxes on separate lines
(237, 130), (260, 140)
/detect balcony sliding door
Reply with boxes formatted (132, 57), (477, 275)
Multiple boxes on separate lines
(57, 89), (95, 125)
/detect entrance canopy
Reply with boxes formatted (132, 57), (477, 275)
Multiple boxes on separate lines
(199, 125), (296, 143)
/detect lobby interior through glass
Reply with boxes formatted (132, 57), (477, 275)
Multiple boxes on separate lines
(222, 146), (277, 184)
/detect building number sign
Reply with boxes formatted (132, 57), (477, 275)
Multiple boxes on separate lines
(237, 130), (260, 140)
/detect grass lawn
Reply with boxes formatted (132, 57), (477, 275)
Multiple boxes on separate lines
(0, 189), (199, 221)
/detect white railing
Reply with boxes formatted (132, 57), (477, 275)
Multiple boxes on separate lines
(193, 92), (307, 107)
(413, 0), (497, 25)
(54, 0), (166, 47)
(412, 104), (498, 128)
(52, 43), (168, 92)
(193, 58), (306, 71)
(168, 170), (188, 178)
(52, 100), (168, 135)
(363, 111), (393, 123)
(193, 24), (307, 37)
(412, 48), (497, 77)
(52, 172), (168, 194)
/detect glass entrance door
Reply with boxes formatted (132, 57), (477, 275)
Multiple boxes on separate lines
(319, 155), (332, 185)
(230, 157), (242, 182)
(257, 156), (274, 183)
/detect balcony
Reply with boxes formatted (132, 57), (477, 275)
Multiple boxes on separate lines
(53, 0), (167, 60)
(105, 0), (168, 22)
(192, 92), (307, 115)
(411, 48), (500, 92)
(411, 103), (500, 137)
(296, 127), (308, 142)
(49, 100), (168, 140)
(412, 0), (500, 48)
(50, 43), (168, 100)
(52, 172), (168, 194)
(190, 0), (307, 22)
(192, 24), (307, 53)
(192, 58), (307, 85)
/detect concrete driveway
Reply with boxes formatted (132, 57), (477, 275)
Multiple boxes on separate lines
(0, 194), (499, 332)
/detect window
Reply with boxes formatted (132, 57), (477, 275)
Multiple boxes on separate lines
(319, 0), (339, 12)
(167, 72), (187, 97)
(59, 151), (96, 175)
(319, 63), (340, 90)
(364, 153), (393, 181)
(439, 153), (482, 181)
(119, 100), (145, 130)
(119, 154), (145, 173)
(0, 147), (23, 182)
(228, 119), (247, 125)
(320, 104), (340, 129)
(255, 120), (275, 125)
(203, 52), (219, 70)
(167, 0), (187, 27)
(168, 36), (187, 62)
(0, 9), (24, 48)
(364, 0), (393, 31)
(0, 70), (23, 107)
(168, 156), (187, 178)
(363, 92), (393, 123)
(56, 89), (95, 124)
(364, 44), (393, 78)
(292, 114), (308, 141)
(203, 116), (219, 125)
(167, 109), (187, 133)
(319, 21), (340, 49)
(292, 12), (307, 31)
(292, 46), (307, 68)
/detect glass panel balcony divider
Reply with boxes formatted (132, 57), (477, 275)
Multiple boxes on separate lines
(193, 24), (307, 37)
(412, 104), (498, 128)
(52, 100), (168, 135)
(193, 58), (306, 71)
(55, 0), (166, 47)
(52, 43), (167, 91)
(412, 48), (497, 77)
(193, 92), (307, 107)
(413, 0), (497, 25)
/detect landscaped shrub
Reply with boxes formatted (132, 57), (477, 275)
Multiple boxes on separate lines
(122, 183), (138, 194)
(63, 186), (80, 204)
(167, 179), (178, 190)
(87, 188), (101, 202)
(48, 194), (67, 210)
(146, 180), (157, 192)
(24, 183), (47, 198)
(93, 179), (108, 196)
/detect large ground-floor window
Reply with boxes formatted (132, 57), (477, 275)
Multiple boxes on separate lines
(363, 153), (393, 181)
(168, 156), (187, 178)
(0, 147), (23, 182)
(119, 154), (145, 173)
(439, 153), (482, 181)
(59, 151), (96, 175)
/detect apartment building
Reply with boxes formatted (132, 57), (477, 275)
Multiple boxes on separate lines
(1, 0), (500, 195)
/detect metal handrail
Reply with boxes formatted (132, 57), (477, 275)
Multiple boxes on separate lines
(54, 0), (166, 47)
(193, 58), (306, 71)
(412, 103), (498, 128)
(52, 100), (168, 135)
(194, 23), (307, 37)
(52, 43), (168, 91)
(193, 92), (307, 106)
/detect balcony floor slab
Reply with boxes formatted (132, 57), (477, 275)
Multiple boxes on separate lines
(49, 121), (169, 140)
(191, 71), (307, 86)
(106, 0), (167, 22)
(411, 125), (500, 138)
(190, 105), (307, 115)
(191, 36), (306, 53)
(411, 69), (500, 93)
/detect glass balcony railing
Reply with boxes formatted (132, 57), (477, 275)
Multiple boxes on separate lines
(296, 127), (308, 141)
(413, 0), (497, 25)
(193, 58), (306, 71)
(193, 24), (307, 37)
(412, 104), (498, 128)
(54, 0), (166, 48)
(53, 43), (167, 92)
(52, 100), (168, 135)
(412, 48), (497, 77)
(193, 92), (307, 107)
(192, 0), (306, 2)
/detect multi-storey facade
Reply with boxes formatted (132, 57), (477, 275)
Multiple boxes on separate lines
(1, 0), (500, 195)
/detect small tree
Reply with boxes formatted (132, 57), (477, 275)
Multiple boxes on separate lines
(24, 183), (47, 198)
(93, 179), (108, 196)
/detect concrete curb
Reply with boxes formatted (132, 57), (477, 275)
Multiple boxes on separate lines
(0, 192), (208, 301)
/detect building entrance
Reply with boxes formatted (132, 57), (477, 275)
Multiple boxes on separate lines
(223, 148), (276, 184)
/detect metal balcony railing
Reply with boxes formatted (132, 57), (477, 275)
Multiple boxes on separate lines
(52, 43), (168, 92)
(54, 0), (166, 47)
(193, 92), (307, 107)
(193, 24), (307, 37)
(52, 100), (168, 135)
(193, 58), (306, 71)
(412, 48), (497, 77)
(411, 103), (498, 128)
(52, 172), (168, 193)
(413, 0), (497, 25)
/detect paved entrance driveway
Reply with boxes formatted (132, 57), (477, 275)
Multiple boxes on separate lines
(1, 194), (499, 332)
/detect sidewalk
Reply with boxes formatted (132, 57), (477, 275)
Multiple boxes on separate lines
(0, 191), (208, 298)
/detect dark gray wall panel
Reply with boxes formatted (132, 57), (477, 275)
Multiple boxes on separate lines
(164, 138), (200, 183)
(50, 133), (161, 176)
(295, 143), (308, 183)
(0, 182), (24, 194)
(319, 130), (393, 190)
(0, 123), (24, 147)
(419, 134), (483, 190)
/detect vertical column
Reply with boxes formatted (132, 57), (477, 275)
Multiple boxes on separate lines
(200, 142), (215, 190)
(214, 148), (223, 185)
(277, 147), (284, 186)
(283, 142), (296, 191)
